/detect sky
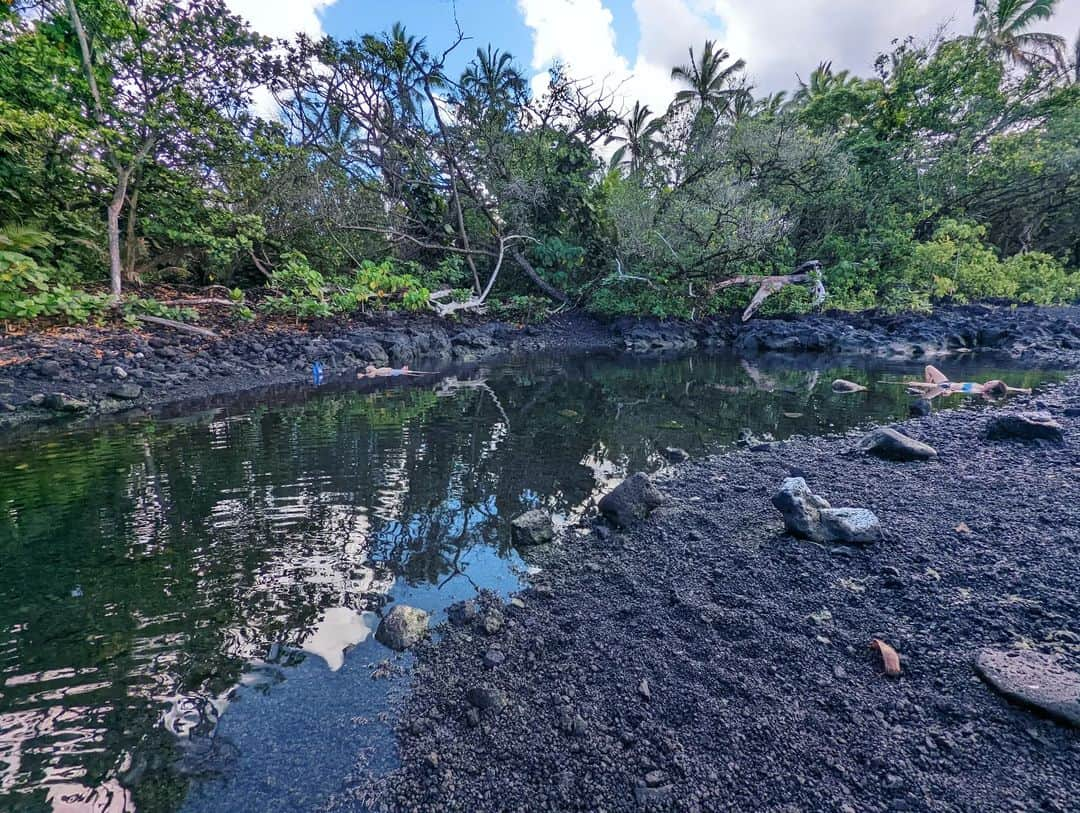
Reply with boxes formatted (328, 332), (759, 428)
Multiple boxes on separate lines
(225, 0), (1080, 111)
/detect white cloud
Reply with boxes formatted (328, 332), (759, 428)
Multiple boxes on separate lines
(519, 0), (1080, 115)
(224, 0), (340, 118)
(225, 0), (338, 41)
(711, 1), (1080, 93)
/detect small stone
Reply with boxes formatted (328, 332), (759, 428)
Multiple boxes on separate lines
(570, 714), (588, 736)
(986, 412), (1064, 443)
(108, 383), (143, 400)
(975, 649), (1080, 727)
(638, 678), (652, 700)
(43, 393), (89, 413)
(858, 427), (938, 462)
(112, 365), (129, 380)
(635, 785), (672, 805)
(644, 770), (667, 787)
(374, 605), (429, 651)
(39, 360), (62, 378)
(465, 708), (480, 727)
(510, 597), (526, 609)
(466, 686), (507, 712)
(447, 599), (478, 626)
(29, 394), (45, 407)
(659, 447), (690, 464)
(598, 473), (665, 529)
(482, 649), (506, 669)
(510, 509), (555, 546)
(424, 752), (439, 769)
(481, 609), (504, 636)
(909, 398), (932, 417)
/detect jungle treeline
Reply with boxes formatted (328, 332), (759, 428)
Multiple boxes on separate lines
(1, 0), (1078, 324)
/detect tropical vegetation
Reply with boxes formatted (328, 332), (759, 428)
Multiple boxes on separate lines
(1, 0), (1078, 325)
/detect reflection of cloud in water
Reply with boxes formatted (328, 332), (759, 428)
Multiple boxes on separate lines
(300, 608), (377, 672)
(46, 779), (132, 812)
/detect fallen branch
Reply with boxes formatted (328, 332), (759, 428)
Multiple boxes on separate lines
(714, 260), (823, 322)
(157, 298), (240, 307)
(135, 315), (219, 339)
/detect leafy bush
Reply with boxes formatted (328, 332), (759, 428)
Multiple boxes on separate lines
(261, 253), (431, 319)
(0, 226), (110, 322)
(1002, 252), (1080, 305)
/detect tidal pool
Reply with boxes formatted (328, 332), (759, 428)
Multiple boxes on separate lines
(0, 351), (1062, 812)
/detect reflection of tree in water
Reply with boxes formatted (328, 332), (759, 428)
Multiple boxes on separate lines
(0, 352), (1062, 810)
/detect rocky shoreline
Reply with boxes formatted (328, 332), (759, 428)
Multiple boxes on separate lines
(345, 377), (1080, 812)
(2, 303), (1078, 434)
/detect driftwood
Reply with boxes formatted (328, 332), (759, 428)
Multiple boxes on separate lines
(135, 315), (219, 339)
(715, 260), (824, 322)
(157, 298), (239, 307)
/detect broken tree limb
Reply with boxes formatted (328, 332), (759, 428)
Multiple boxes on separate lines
(714, 260), (823, 322)
(135, 315), (219, 339)
(157, 298), (240, 307)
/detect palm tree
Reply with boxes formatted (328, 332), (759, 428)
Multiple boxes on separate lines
(793, 61), (858, 105)
(973, 0), (1067, 72)
(460, 46), (525, 117)
(605, 102), (661, 173)
(670, 40), (747, 116)
(754, 91), (789, 118)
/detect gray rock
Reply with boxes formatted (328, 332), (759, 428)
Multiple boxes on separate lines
(909, 398), (932, 417)
(482, 649), (506, 669)
(831, 379), (867, 393)
(108, 383), (143, 400)
(772, 477), (881, 545)
(374, 605), (429, 651)
(112, 365), (128, 380)
(771, 477), (831, 540)
(599, 473), (665, 528)
(659, 447), (690, 464)
(481, 608), (504, 636)
(466, 685), (507, 712)
(510, 509), (555, 546)
(818, 507), (883, 545)
(447, 599), (478, 626)
(40, 360), (62, 378)
(43, 393), (90, 413)
(975, 649), (1080, 727)
(858, 427), (938, 461)
(986, 412), (1064, 443)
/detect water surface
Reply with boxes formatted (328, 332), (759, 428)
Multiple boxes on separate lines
(0, 351), (1061, 812)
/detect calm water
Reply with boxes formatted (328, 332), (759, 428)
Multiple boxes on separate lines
(0, 351), (1062, 812)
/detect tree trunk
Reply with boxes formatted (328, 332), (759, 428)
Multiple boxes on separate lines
(107, 170), (129, 301)
(123, 188), (140, 284)
(511, 248), (569, 304)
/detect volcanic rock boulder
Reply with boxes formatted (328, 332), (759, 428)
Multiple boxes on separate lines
(975, 649), (1080, 727)
(599, 473), (665, 528)
(986, 411), (1064, 443)
(858, 426), (938, 461)
(510, 509), (555, 546)
(772, 477), (882, 545)
(375, 605), (429, 651)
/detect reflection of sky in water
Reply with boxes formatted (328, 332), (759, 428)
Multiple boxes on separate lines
(0, 351), (1064, 812)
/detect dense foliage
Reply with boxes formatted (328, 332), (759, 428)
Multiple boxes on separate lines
(1, 0), (1078, 323)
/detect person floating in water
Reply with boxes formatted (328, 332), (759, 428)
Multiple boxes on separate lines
(358, 365), (431, 379)
(905, 365), (1031, 401)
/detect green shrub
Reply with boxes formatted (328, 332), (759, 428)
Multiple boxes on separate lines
(1002, 252), (1080, 305)
(260, 253), (431, 319)
(0, 226), (110, 322)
